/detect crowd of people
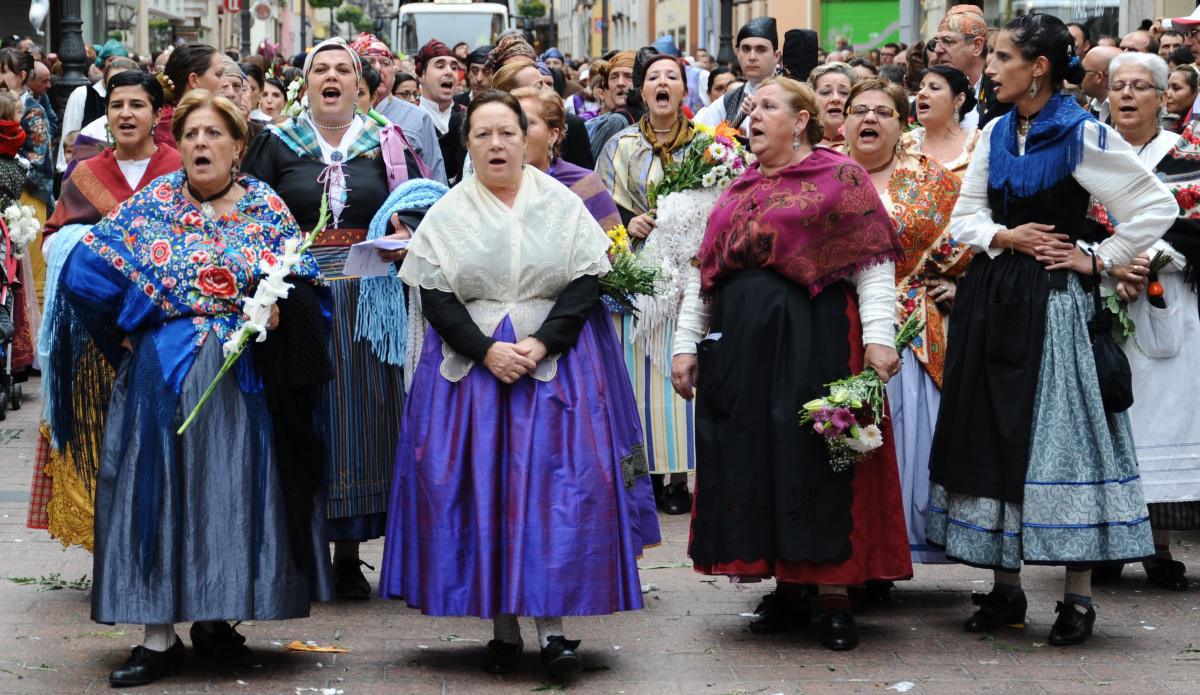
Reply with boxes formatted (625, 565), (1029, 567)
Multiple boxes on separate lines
(1, 4), (1198, 688)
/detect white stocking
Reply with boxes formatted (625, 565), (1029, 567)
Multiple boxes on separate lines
(143, 623), (178, 652)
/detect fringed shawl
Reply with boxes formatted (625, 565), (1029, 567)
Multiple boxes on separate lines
(699, 148), (902, 296)
(46, 146), (182, 242)
(354, 178), (448, 367)
(988, 92), (1103, 198)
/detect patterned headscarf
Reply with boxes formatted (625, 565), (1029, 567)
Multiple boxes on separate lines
(350, 32), (394, 59)
(415, 39), (455, 76)
(485, 35), (538, 74)
(302, 37), (362, 80)
(938, 5), (988, 38)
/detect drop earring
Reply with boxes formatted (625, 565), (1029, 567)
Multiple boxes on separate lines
(1028, 80), (1039, 98)
(547, 143), (554, 164)
(793, 130), (802, 151)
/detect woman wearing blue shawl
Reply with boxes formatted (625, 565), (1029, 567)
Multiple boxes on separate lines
(927, 14), (1176, 647)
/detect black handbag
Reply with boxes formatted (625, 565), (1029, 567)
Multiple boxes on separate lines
(1086, 254), (1134, 414)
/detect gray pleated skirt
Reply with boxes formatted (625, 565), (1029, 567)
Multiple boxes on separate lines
(91, 335), (334, 625)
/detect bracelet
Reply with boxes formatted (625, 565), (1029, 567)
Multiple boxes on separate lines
(1007, 230), (1014, 254)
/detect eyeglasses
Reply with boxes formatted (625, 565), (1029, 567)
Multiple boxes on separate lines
(928, 34), (971, 49)
(1109, 79), (1157, 93)
(846, 104), (897, 118)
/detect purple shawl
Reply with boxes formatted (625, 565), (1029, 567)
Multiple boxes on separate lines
(549, 159), (622, 231)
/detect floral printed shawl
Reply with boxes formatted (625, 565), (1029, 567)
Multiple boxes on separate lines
(885, 153), (969, 387)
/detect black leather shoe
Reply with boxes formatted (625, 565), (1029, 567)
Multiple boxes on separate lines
(1048, 600), (1096, 646)
(190, 621), (256, 667)
(963, 590), (1027, 632)
(818, 609), (859, 651)
(1091, 563), (1124, 585)
(334, 558), (373, 600)
(1145, 558), (1189, 591)
(108, 640), (184, 687)
(659, 481), (692, 515)
(749, 590), (810, 634)
(539, 635), (582, 679)
(481, 639), (523, 674)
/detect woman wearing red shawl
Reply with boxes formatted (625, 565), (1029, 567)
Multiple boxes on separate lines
(671, 78), (911, 652)
(25, 71), (180, 551)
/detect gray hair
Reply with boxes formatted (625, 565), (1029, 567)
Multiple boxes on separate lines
(1109, 52), (1169, 92)
(808, 61), (859, 90)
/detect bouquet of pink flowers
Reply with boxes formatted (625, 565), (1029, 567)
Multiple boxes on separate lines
(799, 314), (923, 472)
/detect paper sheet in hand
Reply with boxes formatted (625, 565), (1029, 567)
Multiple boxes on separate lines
(341, 238), (411, 277)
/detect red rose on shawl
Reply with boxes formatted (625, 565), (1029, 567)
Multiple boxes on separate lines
(149, 239), (172, 266)
(1174, 184), (1200, 215)
(196, 265), (238, 299)
(260, 249), (278, 267)
(266, 195), (285, 213)
(153, 183), (173, 202)
(180, 211), (203, 228)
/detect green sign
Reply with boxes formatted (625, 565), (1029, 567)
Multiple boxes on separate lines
(821, 0), (901, 50)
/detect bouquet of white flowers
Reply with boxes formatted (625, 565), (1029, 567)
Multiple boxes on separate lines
(2, 203), (41, 258)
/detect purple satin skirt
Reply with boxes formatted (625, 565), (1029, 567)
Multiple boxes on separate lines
(379, 307), (659, 617)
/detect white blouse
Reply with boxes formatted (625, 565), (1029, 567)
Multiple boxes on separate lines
(671, 261), (898, 356)
(950, 118), (1177, 268)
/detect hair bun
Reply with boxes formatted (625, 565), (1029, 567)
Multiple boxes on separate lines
(155, 71), (176, 104)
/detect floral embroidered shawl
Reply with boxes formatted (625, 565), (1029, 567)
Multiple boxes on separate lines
(699, 147), (902, 296)
(886, 153), (969, 387)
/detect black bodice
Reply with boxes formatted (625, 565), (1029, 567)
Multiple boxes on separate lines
(986, 175), (1098, 245)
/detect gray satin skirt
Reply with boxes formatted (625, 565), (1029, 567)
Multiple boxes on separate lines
(91, 335), (334, 625)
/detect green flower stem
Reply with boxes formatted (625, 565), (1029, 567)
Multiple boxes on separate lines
(175, 196), (329, 436)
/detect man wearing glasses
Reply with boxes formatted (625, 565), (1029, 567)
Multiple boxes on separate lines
(1080, 46), (1120, 124)
(929, 4), (1008, 128)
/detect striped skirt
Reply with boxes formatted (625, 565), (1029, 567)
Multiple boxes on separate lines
(613, 313), (695, 475)
(312, 247), (405, 530)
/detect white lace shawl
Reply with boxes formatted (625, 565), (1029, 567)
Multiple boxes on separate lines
(400, 166), (612, 384)
(630, 186), (724, 371)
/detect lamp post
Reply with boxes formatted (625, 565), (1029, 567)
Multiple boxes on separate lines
(240, 2), (251, 56)
(716, 0), (734, 66)
(52, 0), (89, 118)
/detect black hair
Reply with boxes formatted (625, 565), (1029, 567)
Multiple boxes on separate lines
(920, 64), (978, 120)
(106, 69), (165, 111)
(224, 48), (241, 62)
(707, 66), (733, 93)
(631, 46), (662, 91)
(1003, 13), (1086, 86)
(882, 42), (901, 52)
(0, 47), (34, 84)
(393, 72), (417, 94)
(360, 61), (381, 96)
(460, 89), (528, 146)
(1170, 47), (1196, 69)
(848, 57), (878, 75)
(240, 62), (265, 90)
(162, 44), (218, 104)
(264, 77), (287, 97)
(290, 53), (307, 69)
(550, 67), (566, 97)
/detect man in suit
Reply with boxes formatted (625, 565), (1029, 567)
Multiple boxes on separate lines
(930, 4), (1010, 128)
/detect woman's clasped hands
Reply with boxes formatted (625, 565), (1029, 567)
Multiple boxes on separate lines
(483, 337), (548, 384)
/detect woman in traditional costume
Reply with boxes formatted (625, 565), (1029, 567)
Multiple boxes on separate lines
(243, 37), (427, 601)
(904, 65), (983, 178)
(1089, 53), (1200, 591)
(844, 78), (970, 568)
(927, 15), (1176, 646)
(26, 71), (181, 550)
(55, 91), (333, 687)
(595, 53), (703, 514)
(808, 63), (857, 149)
(676, 77), (911, 652)
(380, 90), (656, 679)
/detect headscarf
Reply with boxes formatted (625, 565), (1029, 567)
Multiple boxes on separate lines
(938, 5), (988, 38)
(534, 61), (553, 77)
(608, 50), (635, 75)
(540, 47), (565, 63)
(222, 57), (247, 83)
(736, 17), (779, 50)
(637, 115), (694, 170)
(415, 39), (454, 76)
(350, 32), (394, 59)
(485, 35), (537, 74)
(92, 39), (128, 68)
(652, 35), (681, 57)
(467, 45), (493, 67)
(302, 37), (362, 80)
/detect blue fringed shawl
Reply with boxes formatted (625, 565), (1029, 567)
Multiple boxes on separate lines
(988, 92), (1107, 198)
(354, 178), (448, 367)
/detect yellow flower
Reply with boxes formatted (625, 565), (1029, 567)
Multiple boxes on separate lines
(693, 122), (715, 137)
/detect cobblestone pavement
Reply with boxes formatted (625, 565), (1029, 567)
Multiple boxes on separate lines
(1, 378), (1197, 694)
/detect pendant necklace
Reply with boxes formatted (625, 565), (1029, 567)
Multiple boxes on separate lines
(187, 176), (236, 220)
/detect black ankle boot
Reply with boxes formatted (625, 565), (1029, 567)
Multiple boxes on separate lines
(1048, 599), (1096, 646)
(659, 481), (692, 515)
(334, 558), (374, 600)
(749, 589), (810, 634)
(108, 640), (184, 687)
(963, 589), (1027, 632)
(1145, 558), (1189, 591)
